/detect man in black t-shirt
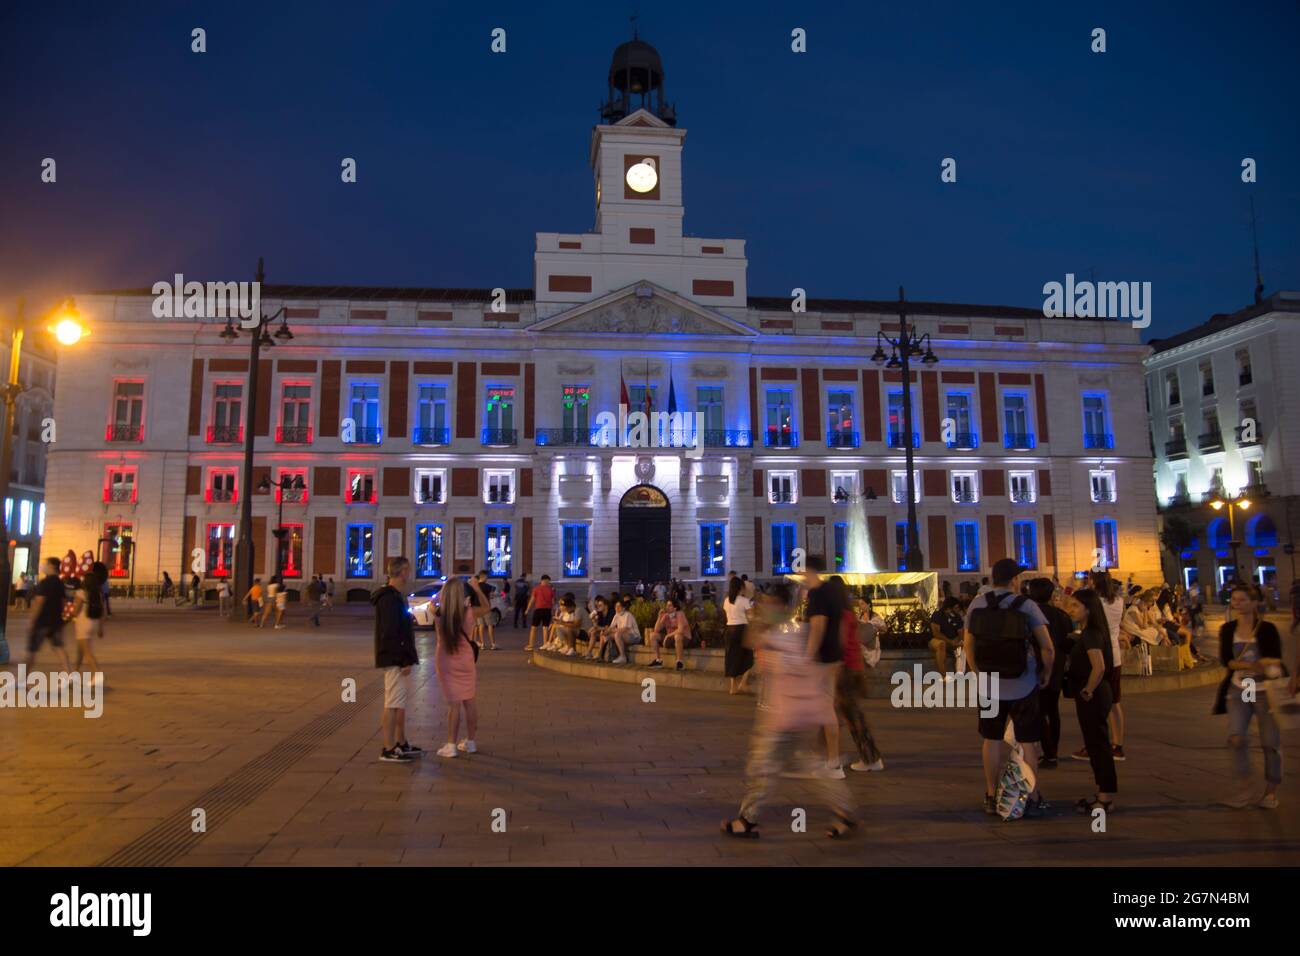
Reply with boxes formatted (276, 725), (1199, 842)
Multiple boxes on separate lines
(28, 557), (71, 669)
(1027, 578), (1073, 768)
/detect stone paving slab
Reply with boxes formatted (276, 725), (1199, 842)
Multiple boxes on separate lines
(1, 605), (1298, 866)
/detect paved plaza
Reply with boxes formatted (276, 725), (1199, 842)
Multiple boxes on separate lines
(2, 603), (1297, 867)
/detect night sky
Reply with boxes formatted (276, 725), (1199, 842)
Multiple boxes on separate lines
(1, 0), (1296, 341)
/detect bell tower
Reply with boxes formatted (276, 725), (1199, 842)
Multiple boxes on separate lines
(533, 34), (747, 313)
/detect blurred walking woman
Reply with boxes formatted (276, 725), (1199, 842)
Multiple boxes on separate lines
(434, 576), (489, 758)
(1215, 584), (1285, 809)
(723, 576), (754, 694)
(73, 562), (109, 674)
(1069, 588), (1117, 813)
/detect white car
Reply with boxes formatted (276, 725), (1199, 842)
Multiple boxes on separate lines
(407, 580), (509, 628)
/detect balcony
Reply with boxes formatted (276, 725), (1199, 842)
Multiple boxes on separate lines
(703, 429), (752, 448)
(277, 487), (308, 505)
(1234, 423), (1260, 446)
(1243, 481), (1270, 498)
(826, 430), (859, 449)
(946, 431), (979, 450)
(1083, 432), (1114, 450)
(103, 488), (136, 504)
(206, 424), (243, 444)
(1004, 432), (1035, 450)
(769, 492), (795, 504)
(534, 427), (596, 447)
(276, 425), (313, 445)
(763, 428), (799, 448)
(1197, 430), (1224, 453)
(205, 487), (236, 504)
(1091, 490), (1116, 504)
(952, 490), (978, 504)
(486, 488), (514, 505)
(105, 423), (143, 443)
(344, 426), (383, 445)
(887, 430), (920, 449)
(1164, 437), (1188, 459)
(481, 427), (517, 447)
(345, 489), (377, 505)
(1011, 490), (1036, 504)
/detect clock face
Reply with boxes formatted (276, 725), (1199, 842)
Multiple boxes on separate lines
(625, 158), (658, 193)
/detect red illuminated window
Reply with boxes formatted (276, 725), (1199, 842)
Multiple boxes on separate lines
(205, 523), (235, 577)
(102, 522), (134, 577)
(103, 466), (138, 503)
(345, 469), (376, 504)
(276, 469), (309, 504)
(206, 469), (238, 503)
(277, 524), (305, 578)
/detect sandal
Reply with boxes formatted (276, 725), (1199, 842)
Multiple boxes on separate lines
(720, 816), (760, 839)
(1075, 795), (1115, 814)
(826, 815), (857, 839)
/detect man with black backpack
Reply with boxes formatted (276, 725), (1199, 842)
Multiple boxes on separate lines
(963, 558), (1055, 817)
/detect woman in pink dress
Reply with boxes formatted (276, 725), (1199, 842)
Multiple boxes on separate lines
(434, 576), (489, 758)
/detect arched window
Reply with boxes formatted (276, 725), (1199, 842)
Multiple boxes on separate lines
(1246, 514), (1278, 549)
(1207, 517), (1230, 550)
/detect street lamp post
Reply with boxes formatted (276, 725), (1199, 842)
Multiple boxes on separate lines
(220, 259), (292, 621)
(871, 287), (938, 573)
(0, 298), (89, 663)
(1209, 490), (1252, 588)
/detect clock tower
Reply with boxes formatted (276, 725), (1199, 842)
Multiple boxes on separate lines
(533, 36), (747, 315)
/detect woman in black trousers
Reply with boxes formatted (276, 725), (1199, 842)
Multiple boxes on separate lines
(1068, 588), (1118, 812)
(722, 576), (754, 694)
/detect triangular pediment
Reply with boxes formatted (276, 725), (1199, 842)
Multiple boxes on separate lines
(530, 281), (756, 336)
(615, 108), (670, 129)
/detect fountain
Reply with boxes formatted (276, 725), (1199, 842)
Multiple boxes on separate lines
(842, 491), (879, 575)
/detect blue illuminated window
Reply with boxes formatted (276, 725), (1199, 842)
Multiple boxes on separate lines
(486, 524), (512, 578)
(415, 523), (443, 578)
(771, 523), (796, 572)
(833, 522), (848, 572)
(1094, 519), (1119, 569)
(1012, 520), (1037, 570)
(562, 524), (587, 578)
(346, 524), (374, 578)
(955, 521), (979, 572)
(700, 524), (725, 576)
(895, 522), (910, 571)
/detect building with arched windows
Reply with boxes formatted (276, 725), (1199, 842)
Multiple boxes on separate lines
(41, 37), (1164, 595)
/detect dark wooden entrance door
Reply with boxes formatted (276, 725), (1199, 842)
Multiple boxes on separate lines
(618, 484), (670, 585)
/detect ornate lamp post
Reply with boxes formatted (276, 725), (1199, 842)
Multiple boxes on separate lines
(871, 287), (938, 573)
(218, 259), (292, 621)
(1209, 491), (1252, 587)
(0, 299), (89, 663)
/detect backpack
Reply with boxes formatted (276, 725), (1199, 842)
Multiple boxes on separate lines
(968, 592), (1031, 678)
(85, 580), (105, 620)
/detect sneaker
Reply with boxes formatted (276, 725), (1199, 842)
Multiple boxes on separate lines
(1070, 747), (1090, 761)
(823, 762), (846, 780)
(612, 655), (628, 665)
(397, 741), (424, 758)
(1258, 793), (1279, 810)
(564, 648), (576, 657)
(457, 739), (477, 754)
(1111, 745), (1126, 761)
(983, 794), (997, 815)
(675, 660), (685, 671)
(648, 659), (663, 668)
(380, 747), (413, 763)
(1039, 756), (1059, 770)
(436, 743), (458, 758)
(850, 758), (885, 772)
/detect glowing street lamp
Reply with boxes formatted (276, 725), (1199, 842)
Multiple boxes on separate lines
(1209, 491), (1252, 585)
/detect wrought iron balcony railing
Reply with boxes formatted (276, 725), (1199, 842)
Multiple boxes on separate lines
(888, 430), (920, 449)
(534, 427), (597, 447)
(105, 423), (143, 443)
(1004, 432), (1035, 450)
(763, 428), (799, 448)
(276, 425), (312, 444)
(481, 427), (517, 447)
(344, 426), (383, 445)
(1197, 430), (1224, 452)
(826, 430), (859, 449)
(952, 490), (977, 504)
(103, 488), (136, 504)
(1010, 489), (1036, 504)
(413, 426), (450, 446)
(946, 431), (978, 449)
(206, 424), (243, 444)
(1083, 432), (1114, 450)
(1165, 437), (1188, 458)
(703, 429), (752, 448)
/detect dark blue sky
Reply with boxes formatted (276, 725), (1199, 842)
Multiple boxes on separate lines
(1, 0), (1296, 340)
